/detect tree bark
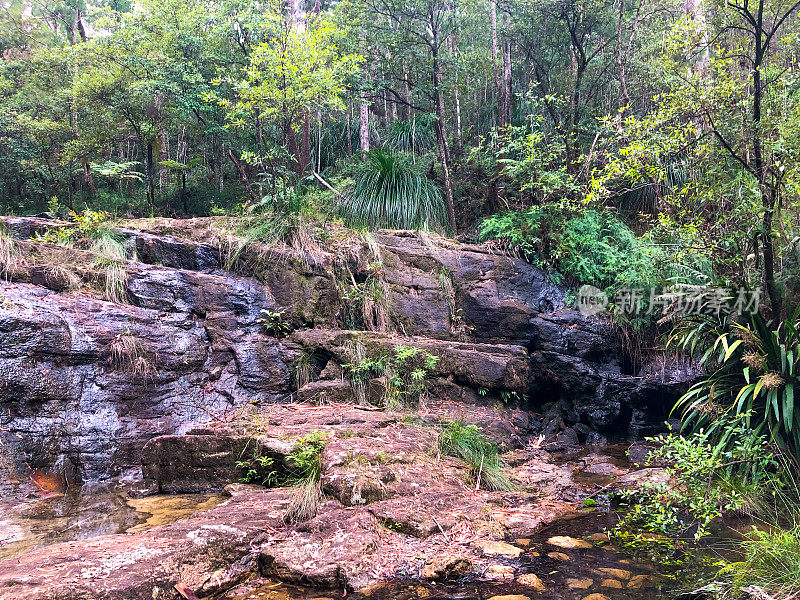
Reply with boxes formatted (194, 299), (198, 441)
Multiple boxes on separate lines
(359, 99), (370, 152)
(228, 147), (259, 205)
(433, 45), (456, 231)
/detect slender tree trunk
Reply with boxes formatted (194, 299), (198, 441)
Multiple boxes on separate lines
(684, 0), (710, 74)
(146, 141), (155, 207)
(750, 3), (782, 317)
(346, 109), (353, 155)
(502, 33), (512, 127)
(228, 147), (259, 205)
(300, 114), (311, 174)
(432, 46), (456, 231)
(360, 99), (370, 152)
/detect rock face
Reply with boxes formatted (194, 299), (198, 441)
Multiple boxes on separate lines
(0, 404), (625, 598)
(0, 216), (696, 484)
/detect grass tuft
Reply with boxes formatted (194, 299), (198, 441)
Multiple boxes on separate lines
(283, 430), (329, 523)
(0, 225), (22, 279)
(438, 420), (513, 491)
(109, 330), (152, 377)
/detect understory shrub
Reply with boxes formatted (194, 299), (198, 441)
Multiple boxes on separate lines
(671, 308), (800, 462)
(616, 429), (777, 544)
(479, 206), (712, 315)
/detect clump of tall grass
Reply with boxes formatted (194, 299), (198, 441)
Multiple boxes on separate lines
(0, 225), (22, 279)
(90, 230), (129, 303)
(284, 430), (329, 523)
(721, 524), (800, 598)
(338, 150), (447, 232)
(438, 420), (514, 491)
(109, 330), (152, 376)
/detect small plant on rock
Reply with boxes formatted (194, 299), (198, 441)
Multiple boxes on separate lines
(284, 430), (329, 523)
(236, 452), (280, 487)
(438, 420), (513, 491)
(108, 330), (152, 377)
(342, 344), (439, 410)
(258, 308), (291, 337)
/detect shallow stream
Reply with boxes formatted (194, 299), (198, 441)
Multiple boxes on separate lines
(0, 484), (220, 560)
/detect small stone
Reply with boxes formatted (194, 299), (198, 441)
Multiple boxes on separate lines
(600, 579), (623, 589)
(596, 568), (631, 580)
(485, 565), (516, 580)
(566, 578), (594, 590)
(472, 539), (524, 558)
(546, 536), (592, 550)
(547, 551), (570, 562)
(628, 575), (652, 589)
(421, 555), (473, 580)
(487, 596), (531, 600)
(516, 573), (546, 592)
(581, 595), (610, 600)
(515, 538), (532, 546)
(589, 533), (608, 542)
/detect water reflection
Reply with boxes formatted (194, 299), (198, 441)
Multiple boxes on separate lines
(0, 483), (220, 559)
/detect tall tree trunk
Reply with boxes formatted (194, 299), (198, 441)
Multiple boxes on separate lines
(300, 114), (311, 174)
(146, 141), (155, 207)
(750, 3), (781, 317)
(501, 33), (512, 127)
(360, 99), (370, 152)
(684, 0), (710, 74)
(432, 47), (456, 231)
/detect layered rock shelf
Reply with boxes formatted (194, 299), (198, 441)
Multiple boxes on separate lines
(0, 216), (689, 599)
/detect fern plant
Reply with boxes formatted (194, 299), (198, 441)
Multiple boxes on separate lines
(338, 150), (447, 231)
(671, 307), (800, 463)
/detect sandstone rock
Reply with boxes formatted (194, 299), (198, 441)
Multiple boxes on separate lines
(517, 573), (547, 591)
(596, 567), (631, 580)
(0, 487), (293, 600)
(484, 565), (516, 580)
(581, 595), (611, 600)
(628, 574), (652, 589)
(472, 539), (524, 557)
(546, 535), (592, 550)
(420, 555), (472, 580)
(600, 579), (623, 589)
(487, 596), (531, 600)
(547, 551), (570, 561)
(141, 434), (290, 494)
(298, 379), (355, 404)
(589, 533), (608, 542)
(566, 578), (594, 589)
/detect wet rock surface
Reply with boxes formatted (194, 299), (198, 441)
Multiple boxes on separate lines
(0, 404), (667, 599)
(0, 216), (691, 599)
(0, 217), (696, 483)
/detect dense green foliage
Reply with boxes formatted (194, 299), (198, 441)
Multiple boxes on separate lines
(672, 309), (800, 460)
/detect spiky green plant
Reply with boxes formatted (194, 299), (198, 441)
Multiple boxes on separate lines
(670, 307), (800, 463)
(438, 420), (514, 491)
(338, 150), (447, 232)
(386, 117), (435, 153)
